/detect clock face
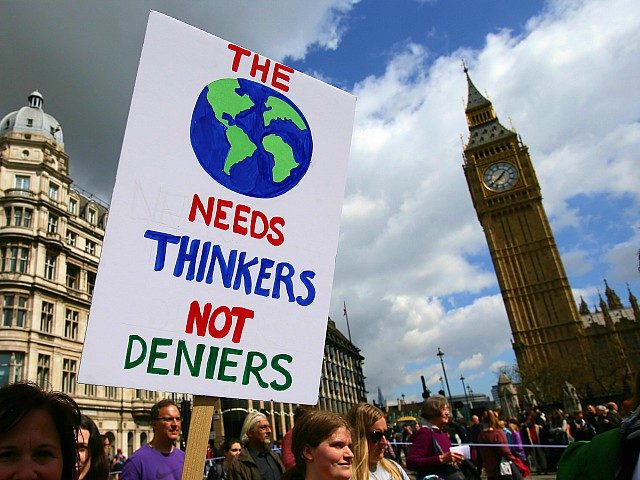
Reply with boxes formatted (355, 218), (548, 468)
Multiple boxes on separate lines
(483, 162), (518, 191)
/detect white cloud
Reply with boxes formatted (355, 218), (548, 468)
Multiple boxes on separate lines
(458, 353), (485, 371)
(490, 361), (508, 373)
(332, 0), (640, 401)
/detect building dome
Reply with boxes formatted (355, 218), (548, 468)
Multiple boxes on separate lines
(0, 91), (64, 146)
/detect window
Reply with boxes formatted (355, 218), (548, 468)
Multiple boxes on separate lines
(15, 175), (30, 191)
(64, 309), (78, 340)
(87, 208), (96, 224)
(105, 386), (117, 398)
(68, 198), (78, 215)
(40, 301), (54, 333)
(44, 253), (56, 280)
(84, 384), (96, 396)
(2, 294), (27, 328)
(85, 240), (96, 255)
(26, 119), (33, 127)
(66, 263), (80, 289)
(4, 207), (33, 228)
(61, 358), (77, 394)
(66, 231), (77, 247)
(0, 352), (24, 386)
(36, 354), (50, 389)
(1, 246), (30, 273)
(87, 271), (96, 295)
(47, 214), (58, 234)
(48, 182), (59, 200)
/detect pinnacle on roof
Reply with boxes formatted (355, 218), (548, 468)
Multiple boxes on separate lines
(463, 63), (492, 113)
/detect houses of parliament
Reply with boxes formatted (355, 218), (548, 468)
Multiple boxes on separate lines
(461, 68), (639, 402)
(0, 91), (367, 455)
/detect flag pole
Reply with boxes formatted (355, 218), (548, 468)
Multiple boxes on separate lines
(343, 301), (352, 343)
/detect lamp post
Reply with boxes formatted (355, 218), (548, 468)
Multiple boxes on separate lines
(436, 347), (454, 410)
(467, 384), (474, 407)
(439, 376), (445, 395)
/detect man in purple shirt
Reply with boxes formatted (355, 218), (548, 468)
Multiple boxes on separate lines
(121, 399), (185, 480)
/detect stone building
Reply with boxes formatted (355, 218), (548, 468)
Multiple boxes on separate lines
(461, 71), (639, 402)
(0, 91), (160, 456)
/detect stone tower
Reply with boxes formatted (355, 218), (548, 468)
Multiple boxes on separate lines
(460, 69), (590, 399)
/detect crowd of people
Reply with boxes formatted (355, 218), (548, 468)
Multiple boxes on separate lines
(0, 379), (638, 480)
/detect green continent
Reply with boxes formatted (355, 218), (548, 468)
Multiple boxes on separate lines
(263, 96), (307, 130)
(206, 79), (257, 174)
(262, 135), (299, 183)
(224, 126), (257, 174)
(206, 79), (254, 125)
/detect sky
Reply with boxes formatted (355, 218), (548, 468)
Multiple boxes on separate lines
(1, 0), (639, 405)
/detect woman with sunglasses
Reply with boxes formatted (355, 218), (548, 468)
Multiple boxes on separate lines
(346, 403), (409, 480)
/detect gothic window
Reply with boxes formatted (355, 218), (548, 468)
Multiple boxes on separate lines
(0, 352), (24, 386)
(36, 354), (51, 389)
(2, 294), (27, 328)
(61, 358), (77, 394)
(40, 301), (54, 333)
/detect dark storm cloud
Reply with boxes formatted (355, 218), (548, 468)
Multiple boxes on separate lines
(0, 0), (357, 201)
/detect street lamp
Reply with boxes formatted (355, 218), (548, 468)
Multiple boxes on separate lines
(467, 384), (474, 406)
(436, 347), (454, 410)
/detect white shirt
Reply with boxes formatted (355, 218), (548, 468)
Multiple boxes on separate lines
(368, 460), (410, 480)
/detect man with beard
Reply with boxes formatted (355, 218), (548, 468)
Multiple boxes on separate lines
(121, 399), (185, 480)
(228, 412), (284, 480)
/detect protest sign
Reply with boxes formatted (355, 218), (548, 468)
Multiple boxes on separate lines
(78, 11), (356, 405)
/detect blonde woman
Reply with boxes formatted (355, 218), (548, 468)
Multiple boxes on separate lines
(346, 404), (409, 480)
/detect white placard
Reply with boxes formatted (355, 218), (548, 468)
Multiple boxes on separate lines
(78, 11), (355, 404)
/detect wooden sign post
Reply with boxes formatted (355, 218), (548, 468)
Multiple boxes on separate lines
(182, 395), (215, 479)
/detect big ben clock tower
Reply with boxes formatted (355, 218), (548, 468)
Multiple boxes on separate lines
(461, 68), (588, 398)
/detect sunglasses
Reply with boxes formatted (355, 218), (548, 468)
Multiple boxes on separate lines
(367, 430), (386, 443)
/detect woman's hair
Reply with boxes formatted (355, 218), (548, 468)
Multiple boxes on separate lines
(0, 381), (81, 480)
(221, 438), (241, 453)
(421, 395), (448, 421)
(346, 403), (402, 480)
(281, 410), (350, 480)
(483, 410), (501, 429)
(80, 414), (110, 480)
(240, 411), (268, 445)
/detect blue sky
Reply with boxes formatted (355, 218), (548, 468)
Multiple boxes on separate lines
(1, 0), (638, 405)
